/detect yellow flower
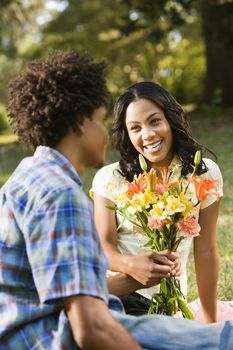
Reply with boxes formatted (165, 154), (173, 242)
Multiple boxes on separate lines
(165, 196), (185, 215)
(143, 188), (158, 206)
(150, 201), (165, 220)
(182, 198), (195, 218)
(115, 187), (130, 207)
(129, 192), (146, 212)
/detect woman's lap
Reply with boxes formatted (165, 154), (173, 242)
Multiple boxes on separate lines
(120, 293), (233, 322)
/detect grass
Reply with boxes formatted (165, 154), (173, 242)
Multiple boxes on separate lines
(0, 110), (232, 301)
(187, 110), (233, 301)
(0, 136), (31, 186)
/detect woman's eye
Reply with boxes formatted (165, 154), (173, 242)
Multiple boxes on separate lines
(130, 126), (140, 132)
(151, 118), (159, 125)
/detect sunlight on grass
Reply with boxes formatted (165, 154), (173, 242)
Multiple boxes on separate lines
(0, 174), (10, 186)
(0, 134), (18, 145)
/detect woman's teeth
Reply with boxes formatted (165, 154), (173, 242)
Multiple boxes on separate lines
(144, 140), (162, 150)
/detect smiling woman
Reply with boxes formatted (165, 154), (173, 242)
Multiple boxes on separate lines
(125, 98), (173, 171)
(91, 81), (224, 323)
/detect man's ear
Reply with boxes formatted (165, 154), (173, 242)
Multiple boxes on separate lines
(78, 117), (89, 135)
(79, 124), (85, 134)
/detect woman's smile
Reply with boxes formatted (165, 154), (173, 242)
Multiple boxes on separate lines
(143, 140), (163, 152)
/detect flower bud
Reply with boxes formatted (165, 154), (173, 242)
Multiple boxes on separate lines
(194, 150), (201, 167)
(139, 154), (148, 171)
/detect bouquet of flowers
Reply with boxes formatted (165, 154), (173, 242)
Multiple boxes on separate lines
(109, 151), (219, 319)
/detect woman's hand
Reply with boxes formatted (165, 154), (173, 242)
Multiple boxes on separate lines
(123, 250), (180, 287)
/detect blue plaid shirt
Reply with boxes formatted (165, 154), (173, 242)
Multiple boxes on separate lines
(0, 146), (109, 349)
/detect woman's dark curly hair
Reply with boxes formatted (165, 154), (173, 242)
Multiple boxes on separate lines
(8, 51), (108, 150)
(112, 81), (215, 181)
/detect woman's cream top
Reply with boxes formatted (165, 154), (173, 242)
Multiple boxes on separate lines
(91, 157), (223, 300)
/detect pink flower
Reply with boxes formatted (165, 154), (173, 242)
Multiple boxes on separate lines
(148, 216), (164, 230)
(178, 217), (201, 237)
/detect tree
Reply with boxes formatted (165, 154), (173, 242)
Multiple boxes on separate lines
(119, 0), (233, 107)
(1, 0), (232, 108)
(200, 0), (233, 107)
(0, 0), (47, 103)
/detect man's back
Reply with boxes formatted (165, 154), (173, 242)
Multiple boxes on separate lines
(0, 146), (108, 349)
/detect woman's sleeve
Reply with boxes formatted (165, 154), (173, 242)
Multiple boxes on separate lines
(90, 162), (121, 201)
(200, 158), (224, 209)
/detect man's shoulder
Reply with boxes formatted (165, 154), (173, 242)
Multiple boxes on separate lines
(2, 155), (82, 203)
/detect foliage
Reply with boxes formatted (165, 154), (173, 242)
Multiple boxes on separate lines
(0, 0), (45, 57)
(0, 0), (233, 108)
(0, 103), (10, 132)
(200, 89), (223, 116)
(0, 139), (31, 186)
(0, 0), (205, 106)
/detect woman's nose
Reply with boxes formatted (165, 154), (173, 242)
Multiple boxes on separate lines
(142, 127), (156, 139)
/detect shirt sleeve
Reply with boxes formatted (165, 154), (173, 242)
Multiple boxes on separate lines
(23, 187), (109, 305)
(200, 158), (224, 209)
(90, 162), (122, 202)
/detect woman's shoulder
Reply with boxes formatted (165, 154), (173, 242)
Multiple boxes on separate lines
(203, 158), (222, 180)
(200, 158), (223, 209)
(93, 162), (122, 182)
(91, 162), (124, 200)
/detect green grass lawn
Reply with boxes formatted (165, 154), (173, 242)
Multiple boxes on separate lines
(187, 110), (233, 301)
(0, 110), (232, 301)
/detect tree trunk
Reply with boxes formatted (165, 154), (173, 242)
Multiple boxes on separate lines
(200, 0), (233, 107)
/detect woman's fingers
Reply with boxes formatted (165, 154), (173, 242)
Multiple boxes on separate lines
(150, 250), (181, 276)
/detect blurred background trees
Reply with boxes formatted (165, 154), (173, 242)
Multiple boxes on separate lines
(0, 0), (233, 132)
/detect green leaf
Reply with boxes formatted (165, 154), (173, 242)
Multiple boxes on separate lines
(138, 154), (148, 171)
(144, 238), (154, 247)
(177, 298), (194, 319)
(194, 150), (202, 167)
(168, 296), (178, 304)
(148, 302), (155, 315)
(152, 294), (164, 304)
(160, 278), (167, 294)
(106, 205), (117, 211)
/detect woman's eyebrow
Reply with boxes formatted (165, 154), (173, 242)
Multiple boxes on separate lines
(126, 112), (161, 124)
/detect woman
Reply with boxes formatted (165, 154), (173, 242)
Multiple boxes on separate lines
(91, 82), (223, 323)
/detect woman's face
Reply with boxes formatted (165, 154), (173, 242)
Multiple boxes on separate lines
(125, 98), (173, 170)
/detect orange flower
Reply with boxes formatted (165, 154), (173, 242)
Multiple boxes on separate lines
(188, 176), (220, 202)
(158, 167), (179, 191)
(144, 168), (157, 191)
(125, 174), (147, 199)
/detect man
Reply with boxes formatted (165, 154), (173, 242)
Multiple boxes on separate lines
(0, 51), (232, 350)
(0, 51), (141, 350)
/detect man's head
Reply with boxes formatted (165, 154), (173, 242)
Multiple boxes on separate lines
(8, 51), (109, 151)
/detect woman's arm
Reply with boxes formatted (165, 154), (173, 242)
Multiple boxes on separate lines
(194, 200), (220, 323)
(93, 193), (180, 290)
(107, 273), (144, 296)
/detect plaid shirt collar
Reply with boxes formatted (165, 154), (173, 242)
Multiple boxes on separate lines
(34, 146), (82, 186)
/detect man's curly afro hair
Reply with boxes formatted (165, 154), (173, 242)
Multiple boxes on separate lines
(8, 51), (108, 150)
